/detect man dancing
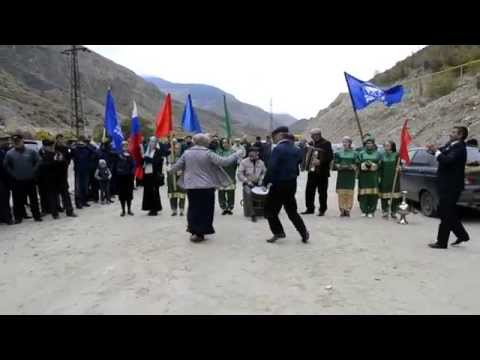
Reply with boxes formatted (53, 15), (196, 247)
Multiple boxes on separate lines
(263, 127), (309, 244)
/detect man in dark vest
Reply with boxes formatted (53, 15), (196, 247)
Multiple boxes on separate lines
(301, 128), (333, 216)
(263, 127), (309, 244)
(427, 126), (470, 249)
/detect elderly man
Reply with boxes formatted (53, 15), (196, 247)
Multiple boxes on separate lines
(263, 127), (309, 244)
(237, 146), (266, 222)
(301, 128), (333, 216)
(169, 133), (243, 243)
(3, 133), (42, 223)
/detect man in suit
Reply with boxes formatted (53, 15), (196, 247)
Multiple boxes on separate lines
(301, 128), (334, 216)
(263, 127), (309, 244)
(426, 126), (470, 249)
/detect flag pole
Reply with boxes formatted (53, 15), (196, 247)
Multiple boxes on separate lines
(344, 73), (365, 143)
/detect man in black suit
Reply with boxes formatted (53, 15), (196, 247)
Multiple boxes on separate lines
(427, 126), (470, 249)
(263, 127), (309, 244)
(301, 128), (333, 216)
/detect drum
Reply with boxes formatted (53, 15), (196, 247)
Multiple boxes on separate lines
(251, 186), (268, 217)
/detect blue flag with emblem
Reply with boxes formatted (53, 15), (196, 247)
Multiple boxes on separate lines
(344, 72), (404, 111)
(104, 88), (124, 153)
(182, 94), (202, 134)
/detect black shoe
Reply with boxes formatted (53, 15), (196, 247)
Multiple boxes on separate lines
(228, 210), (234, 215)
(148, 211), (158, 216)
(128, 211), (134, 216)
(251, 216), (257, 223)
(318, 211), (326, 217)
(267, 234), (286, 243)
(221, 210), (228, 215)
(190, 234), (205, 243)
(24, 215), (32, 219)
(301, 231), (310, 243)
(6, 219), (14, 225)
(451, 238), (470, 246)
(83, 203), (90, 207)
(66, 213), (78, 218)
(52, 215), (59, 220)
(34, 217), (43, 222)
(14, 219), (22, 224)
(428, 242), (447, 249)
(76, 205), (83, 210)
(301, 210), (314, 215)
(120, 212), (126, 217)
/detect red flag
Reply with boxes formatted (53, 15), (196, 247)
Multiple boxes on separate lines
(399, 119), (412, 165)
(155, 93), (173, 138)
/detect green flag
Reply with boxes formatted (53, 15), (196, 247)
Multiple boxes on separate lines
(223, 94), (232, 140)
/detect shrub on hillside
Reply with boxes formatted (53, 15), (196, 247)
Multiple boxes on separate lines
(426, 73), (457, 100)
(35, 130), (52, 141)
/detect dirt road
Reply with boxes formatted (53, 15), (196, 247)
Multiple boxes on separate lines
(1, 173), (479, 314)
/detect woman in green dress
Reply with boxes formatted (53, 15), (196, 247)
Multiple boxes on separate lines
(167, 139), (186, 216)
(357, 137), (382, 218)
(333, 136), (357, 217)
(379, 140), (401, 219)
(218, 138), (238, 215)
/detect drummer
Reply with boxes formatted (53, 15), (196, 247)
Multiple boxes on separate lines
(237, 146), (266, 222)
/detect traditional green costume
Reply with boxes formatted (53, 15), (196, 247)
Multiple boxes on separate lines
(357, 147), (381, 215)
(167, 145), (186, 213)
(217, 148), (238, 212)
(379, 151), (401, 216)
(334, 148), (357, 214)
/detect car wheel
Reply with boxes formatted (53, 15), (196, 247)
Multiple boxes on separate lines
(420, 190), (437, 217)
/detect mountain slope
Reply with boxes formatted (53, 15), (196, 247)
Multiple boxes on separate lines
(144, 76), (298, 130)
(0, 45), (261, 138)
(291, 45), (480, 146)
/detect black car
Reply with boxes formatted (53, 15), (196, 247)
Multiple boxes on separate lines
(400, 146), (480, 217)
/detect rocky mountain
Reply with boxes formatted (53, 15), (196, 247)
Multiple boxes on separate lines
(144, 76), (298, 130)
(0, 45), (262, 139)
(292, 45), (480, 146)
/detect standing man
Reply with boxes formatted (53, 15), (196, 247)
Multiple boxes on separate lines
(3, 133), (42, 223)
(302, 128), (333, 216)
(427, 126), (470, 249)
(263, 127), (309, 244)
(71, 136), (94, 209)
(0, 136), (13, 225)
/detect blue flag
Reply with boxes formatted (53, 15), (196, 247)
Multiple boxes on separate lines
(182, 94), (202, 134)
(344, 72), (404, 111)
(104, 89), (124, 153)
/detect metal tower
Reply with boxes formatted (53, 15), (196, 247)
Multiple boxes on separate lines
(61, 45), (91, 138)
(270, 98), (274, 133)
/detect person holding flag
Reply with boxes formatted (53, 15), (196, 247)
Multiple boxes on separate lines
(378, 140), (401, 219)
(128, 100), (144, 186)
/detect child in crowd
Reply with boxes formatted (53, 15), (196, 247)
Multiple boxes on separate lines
(94, 159), (112, 204)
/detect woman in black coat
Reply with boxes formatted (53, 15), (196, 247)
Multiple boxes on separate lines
(115, 141), (135, 217)
(141, 137), (166, 216)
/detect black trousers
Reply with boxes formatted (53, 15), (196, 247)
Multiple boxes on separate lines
(0, 180), (12, 223)
(38, 182), (50, 214)
(75, 171), (90, 207)
(437, 190), (470, 246)
(99, 180), (111, 202)
(46, 182), (74, 217)
(264, 180), (307, 236)
(305, 172), (329, 213)
(12, 179), (41, 221)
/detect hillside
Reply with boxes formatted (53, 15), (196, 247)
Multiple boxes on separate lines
(144, 76), (298, 130)
(0, 45), (261, 139)
(292, 45), (480, 146)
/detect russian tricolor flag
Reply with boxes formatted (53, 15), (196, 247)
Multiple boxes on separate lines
(128, 100), (144, 180)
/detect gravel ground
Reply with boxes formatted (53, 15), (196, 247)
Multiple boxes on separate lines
(1, 172), (479, 314)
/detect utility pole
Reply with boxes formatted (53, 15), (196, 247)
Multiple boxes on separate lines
(61, 45), (91, 138)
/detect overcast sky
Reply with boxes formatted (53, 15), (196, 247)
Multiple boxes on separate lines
(86, 45), (425, 119)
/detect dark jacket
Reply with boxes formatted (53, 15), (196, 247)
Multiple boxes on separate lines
(115, 153), (135, 176)
(0, 146), (12, 187)
(436, 140), (467, 193)
(309, 138), (334, 177)
(71, 143), (95, 174)
(37, 150), (64, 189)
(263, 139), (302, 186)
(3, 147), (40, 181)
(143, 149), (164, 183)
